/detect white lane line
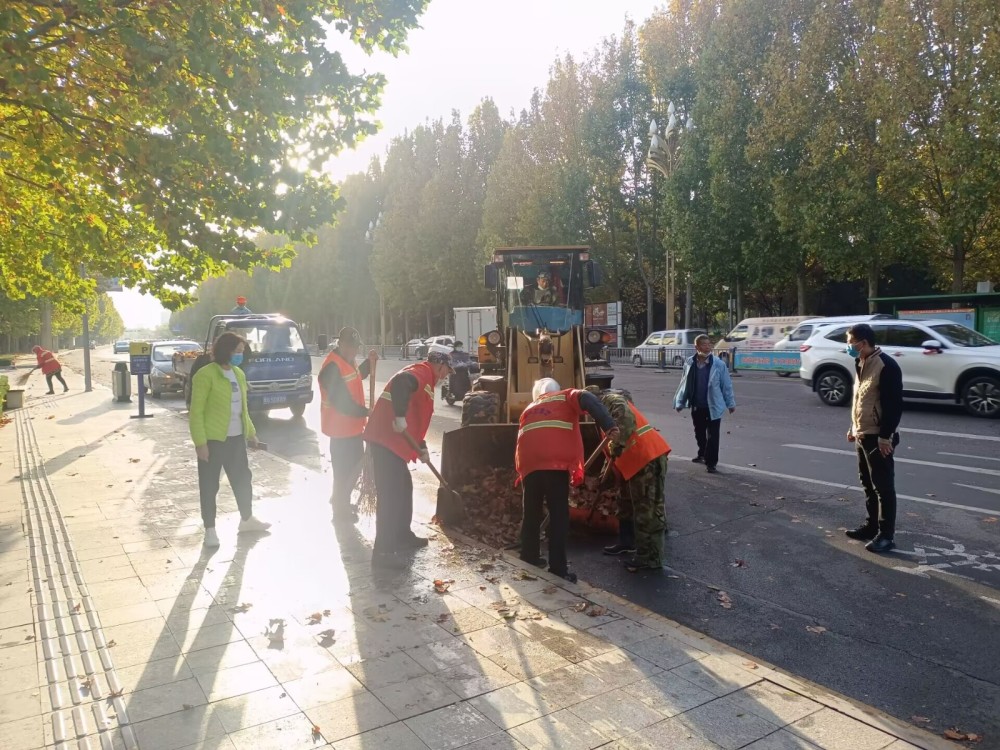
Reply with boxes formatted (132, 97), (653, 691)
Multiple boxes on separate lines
(940, 452), (1000, 463)
(900, 427), (1000, 443)
(697, 458), (998, 515)
(955, 483), (1000, 496)
(782, 444), (1000, 478)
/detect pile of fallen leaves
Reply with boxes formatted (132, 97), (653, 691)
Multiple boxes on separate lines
(456, 466), (621, 549)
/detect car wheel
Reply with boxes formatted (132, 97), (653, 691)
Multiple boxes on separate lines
(150, 389), (161, 398)
(777, 372), (791, 378)
(632, 355), (642, 368)
(961, 375), (1000, 418)
(815, 369), (850, 407)
(290, 403), (306, 418)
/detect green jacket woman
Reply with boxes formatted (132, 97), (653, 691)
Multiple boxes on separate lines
(189, 332), (271, 547)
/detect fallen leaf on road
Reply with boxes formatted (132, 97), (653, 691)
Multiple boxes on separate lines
(436, 614), (450, 623)
(911, 716), (931, 724)
(716, 592), (733, 609)
(72, 602), (82, 613)
(943, 727), (982, 742)
(311, 725), (322, 738)
(982, 517), (998, 524)
(108, 687), (125, 698)
(514, 571), (538, 581)
(587, 605), (608, 617)
(742, 661), (758, 669)
(433, 578), (454, 594)
(770, 623), (781, 630)
(129, 458), (140, 463)
(107, 640), (117, 648)
(805, 625), (826, 634)
(306, 612), (324, 625)
(571, 603), (588, 612)
(775, 496), (785, 500)
(46, 415), (55, 419)
(731, 559), (748, 568)
(542, 585), (557, 595)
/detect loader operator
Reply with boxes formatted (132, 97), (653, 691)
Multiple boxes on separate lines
(598, 390), (671, 572)
(515, 378), (618, 583)
(364, 350), (454, 568)
(319, 327), (378, 523)
(521, 270), (560, 306)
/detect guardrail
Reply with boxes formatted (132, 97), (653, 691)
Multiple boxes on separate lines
(603, 345), (740, 373)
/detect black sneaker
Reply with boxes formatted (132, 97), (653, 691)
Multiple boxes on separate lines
(623, 558), (662, 573)
(865, 535), (896, 554)
(706, 465), (719, 474)
(844, 525), (878, 541)
(603, 544), (637, 556)
(399, 533), (429, 549)
(45, 390), (55, 395)
(692, 456), (705, 464)
(552, 570), (578, 583)
(520, 556), (547, 568)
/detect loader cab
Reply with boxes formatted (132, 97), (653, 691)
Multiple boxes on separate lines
(484, 247), (602, 334)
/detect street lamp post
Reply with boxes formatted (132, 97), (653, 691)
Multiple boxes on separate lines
(647, 102), (690, 330)
(367, 214), (386, 347)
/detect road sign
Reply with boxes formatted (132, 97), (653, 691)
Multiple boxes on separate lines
(129, 341), (152, 375)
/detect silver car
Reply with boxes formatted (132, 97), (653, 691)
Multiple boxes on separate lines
(148, 340), (202, 397)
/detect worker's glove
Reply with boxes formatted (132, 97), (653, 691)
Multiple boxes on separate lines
(418, 447), (430, 464)
(392, 416), (407, 433)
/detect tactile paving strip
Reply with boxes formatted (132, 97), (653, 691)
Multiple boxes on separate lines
(16, 410), (139, 750)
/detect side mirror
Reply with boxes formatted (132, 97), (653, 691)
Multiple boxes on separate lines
(484, 264), (498, 289)
(586, 260), (604, 288)
(922, 340), (943, 351)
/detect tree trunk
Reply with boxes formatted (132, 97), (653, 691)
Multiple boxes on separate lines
(796, 268), (807, 315)
(736, 277), (744, 322)
(867, 262), (879, 313)
(952, 241), (965, 293)
(425, 309), (432, 336)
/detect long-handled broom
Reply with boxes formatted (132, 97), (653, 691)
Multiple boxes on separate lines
(356, 357), (379, 515)
(15, 368), (35, 386)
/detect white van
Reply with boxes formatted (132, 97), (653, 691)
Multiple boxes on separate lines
(715, 316), (816, 356)
(772, 314), (895, 352)
(632, 329), (707, 367)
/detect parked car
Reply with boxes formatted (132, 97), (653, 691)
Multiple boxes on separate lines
(405, 335), (455, 358)
(632, 329), (707, 368)
(113, 340), (129, 354)
(148, 340), (202, 397)
(773, 315), (894, 352)
(799, 319), (1000, 418)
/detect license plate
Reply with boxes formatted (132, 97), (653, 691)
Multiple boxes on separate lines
(262, 394), (287, 405)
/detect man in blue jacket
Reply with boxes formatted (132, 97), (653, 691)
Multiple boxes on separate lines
(673, 334), (736, 473)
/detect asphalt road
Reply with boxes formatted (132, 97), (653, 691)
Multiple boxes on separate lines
(66, 347), (1000, 745)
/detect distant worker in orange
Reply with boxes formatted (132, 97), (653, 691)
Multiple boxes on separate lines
(319, 327), (378, 523)
(30, 345), (69, 394)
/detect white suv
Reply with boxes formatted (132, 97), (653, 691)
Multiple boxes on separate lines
(799, 319), (1000, 418)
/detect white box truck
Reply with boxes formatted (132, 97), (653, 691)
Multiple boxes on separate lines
(453, 306), (498, 355)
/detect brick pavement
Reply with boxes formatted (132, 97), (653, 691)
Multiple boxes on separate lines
(0, 363), (957, 750)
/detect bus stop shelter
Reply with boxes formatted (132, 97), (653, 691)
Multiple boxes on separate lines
(869, 292), (1000, 341)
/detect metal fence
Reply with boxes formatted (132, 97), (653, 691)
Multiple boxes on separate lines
(602, 346), (740, 372)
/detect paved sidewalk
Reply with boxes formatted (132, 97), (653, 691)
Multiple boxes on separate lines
(0, 365), (957, 750)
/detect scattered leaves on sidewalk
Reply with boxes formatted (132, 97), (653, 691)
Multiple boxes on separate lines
(107, 640), (117, 648)
(108, 687), (125, 698)
(943, 727), (982, 742)
(229, 603), (253, 614)
(72, 602), (82, 613)
(305, 609), (331, 625)
(911, 716), (931, 725)
(478, 562), (495, 572)
(129, 458), (140, 463)
(433, 579), (454, 594)
(542, 585), (557, 595)
(742, 661), (759, 670)
(731, 559), (748, 568)
(435, 614), (450, 624)
(182, 703), (195, 710)
(716, 591), (733, 609)
(46, 415), (55, 420)
(805, 625), (826, 635)
(514, 570), (538, 581)
(982, 517), (998, 524)
(311, 724), (322, 739)
(569, 602), (609, 617)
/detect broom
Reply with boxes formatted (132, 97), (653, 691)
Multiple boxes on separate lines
(15, 368), (35, 386)
(356, 356), (379, 515)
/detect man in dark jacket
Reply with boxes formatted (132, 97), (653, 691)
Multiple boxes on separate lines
(844, 323), (903, 553)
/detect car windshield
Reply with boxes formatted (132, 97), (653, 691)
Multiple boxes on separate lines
(498, 250), (584, 332)
(227, 323), (305, 354)
(152, 343), (200, 362)
(929, 324), (997, 347)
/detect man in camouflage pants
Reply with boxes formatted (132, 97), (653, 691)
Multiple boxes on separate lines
(599, 391), (671, 572)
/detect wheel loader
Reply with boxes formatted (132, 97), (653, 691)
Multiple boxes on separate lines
(437, 246), (615, 522)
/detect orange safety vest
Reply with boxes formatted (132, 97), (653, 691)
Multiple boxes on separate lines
(36, 349), (61, 375)
(607, 402), (671, 481)
(319, 350), (367, 438)
(515, 389), (586, 485)
(363, 361), (436, 462)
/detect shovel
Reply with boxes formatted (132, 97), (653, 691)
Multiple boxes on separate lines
(401, 431), (464, 516)
(535, 434), (614, 538)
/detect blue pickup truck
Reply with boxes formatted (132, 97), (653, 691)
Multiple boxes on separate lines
(177, 313), (314, 417)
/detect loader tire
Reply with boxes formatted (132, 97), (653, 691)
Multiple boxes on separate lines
(462, 391), (500, 426)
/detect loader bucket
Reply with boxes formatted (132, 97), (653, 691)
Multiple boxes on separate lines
(437, 422), (604, 524)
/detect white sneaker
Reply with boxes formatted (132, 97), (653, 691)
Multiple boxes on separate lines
(238, 516), (272, 534)
(203, 528), (220, 547)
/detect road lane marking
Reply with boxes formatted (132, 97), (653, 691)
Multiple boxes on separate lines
(955, 483), (1000, 496)
(939, 452), (1000, 463)
(782, 444), (1000, 478)
(900, 427), (1000, 443)
(692, 458), (998, 515)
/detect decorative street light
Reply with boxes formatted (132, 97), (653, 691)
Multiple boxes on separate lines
(647, 101), (691, 330)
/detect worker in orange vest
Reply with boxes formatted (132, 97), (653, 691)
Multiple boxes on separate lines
(599, 390), (671, 572)
(319, 327), (378, 523)
(364, 350), (454, 568)
(30, 345), (69, 394)
(515, 378), (618, 583)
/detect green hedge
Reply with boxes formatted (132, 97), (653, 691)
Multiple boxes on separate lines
(0, 375), (8, 419)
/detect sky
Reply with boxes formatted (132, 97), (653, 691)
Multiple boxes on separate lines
(111, 0), (665, 328)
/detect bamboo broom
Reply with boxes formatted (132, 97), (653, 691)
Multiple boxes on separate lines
(356, 356), (379, 515)
(15, 369), (34, 386)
